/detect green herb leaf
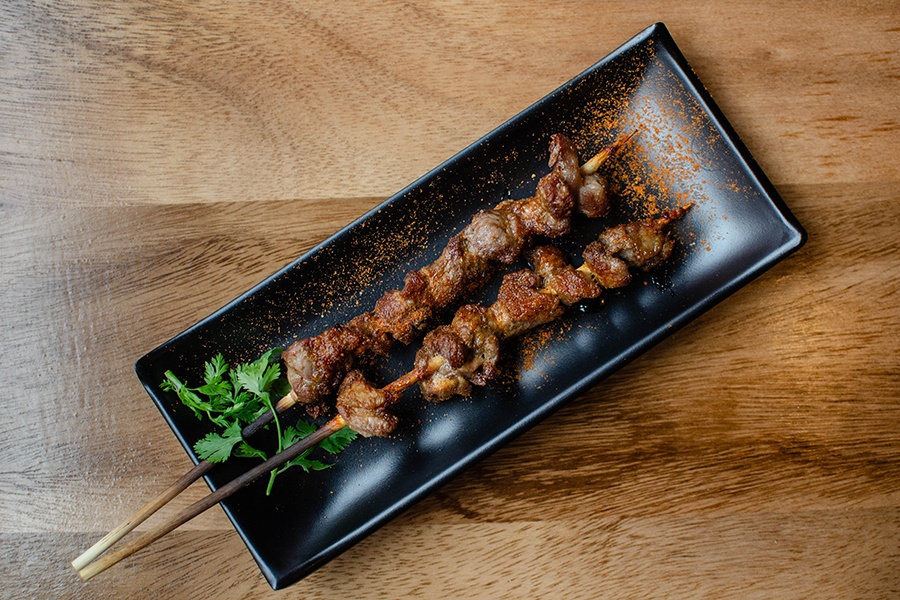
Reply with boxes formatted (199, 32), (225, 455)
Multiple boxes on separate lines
(203, 354), (229, 385)
(234, 349), (281, 396)
(234, 442), (267, 461)
(193, 422), (244, 463)
(161, 371), (213, 420)
(283, 422), (317, 446)
(318, 426), (358, 454)
(282, 453), (332, 473)
(270, 425), (358, 478)
(196, 380), (231, 400)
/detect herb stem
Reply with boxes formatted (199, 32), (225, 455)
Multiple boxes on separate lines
(262, 392), (283, 496)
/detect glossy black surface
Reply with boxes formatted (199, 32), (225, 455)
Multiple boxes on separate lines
(135, 23), (806, 589)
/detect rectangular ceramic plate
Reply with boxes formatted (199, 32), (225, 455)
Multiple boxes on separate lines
(135, 23), (806, 589)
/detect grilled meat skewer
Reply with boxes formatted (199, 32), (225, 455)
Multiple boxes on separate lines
(283, 132), (634, 418)
(337, 206), (690, 437)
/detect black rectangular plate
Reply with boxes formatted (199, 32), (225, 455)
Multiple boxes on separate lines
(135, 23), (806, 589)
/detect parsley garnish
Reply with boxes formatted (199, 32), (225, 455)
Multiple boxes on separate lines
(193, 421), (245, 463)
(160, 351), (357, 495)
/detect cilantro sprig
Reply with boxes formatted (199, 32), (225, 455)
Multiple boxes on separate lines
(160, 351), (357, 495)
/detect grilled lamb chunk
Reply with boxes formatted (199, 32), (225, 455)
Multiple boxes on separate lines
(336, 370), (399, 438)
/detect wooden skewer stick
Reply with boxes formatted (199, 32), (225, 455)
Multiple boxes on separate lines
(78, 414), (347, 581)
(73, 131), (636, 572)
(580, 130), (636, 175)
(71, 460), (214, 572)
(71, 390), (299, 571)
(382, 361), (439, 396)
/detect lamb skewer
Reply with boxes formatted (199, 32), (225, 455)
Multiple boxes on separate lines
(77, 206), (689, 580)
(337, 206), (690, 437)
(72, 132), (633, 572)
(282, 130), (636, 418)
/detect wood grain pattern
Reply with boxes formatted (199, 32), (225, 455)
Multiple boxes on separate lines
(1, 1), (898, 598)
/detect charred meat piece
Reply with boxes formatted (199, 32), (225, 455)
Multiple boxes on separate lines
(582, 206), (688, 289)
(500, 170), (573, 239)
(529, 245), (602, 306)
(488, 269), (564, 340)
(374, 270), (434, 345)
(596, 218), (675, 269)
(581, 243), (633, 289)
(463, 209), (526, 264)
(576, 174), (610, 220)
(420, 234), (493, 307)
(549, 133), (611, 218)
(415, 328), (474, 402)
(336, 370), (399, 438)
(282, 312), (391, 407)
(415, 305), (501, 402)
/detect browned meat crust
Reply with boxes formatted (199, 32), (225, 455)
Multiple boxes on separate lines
(530, 245), (602, 306)
(549, 133), (611, 219)
(284, 134), (615, 413)
(582, 206), (687, 288)
(335, 370), (399, 438)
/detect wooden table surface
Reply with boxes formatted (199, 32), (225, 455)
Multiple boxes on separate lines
(2, 2), (898, 598)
